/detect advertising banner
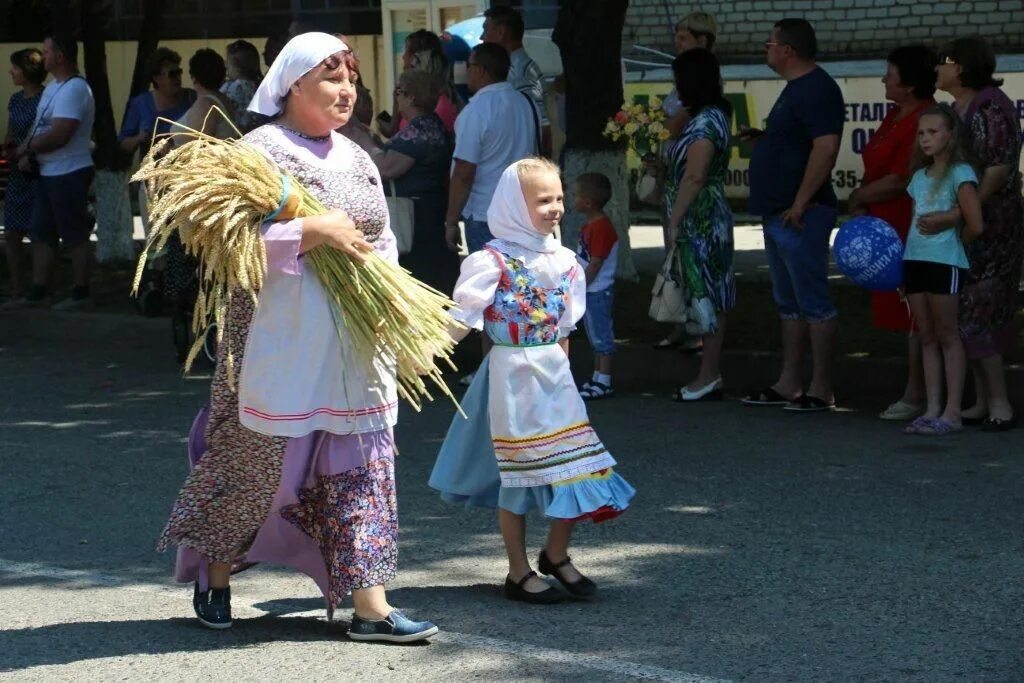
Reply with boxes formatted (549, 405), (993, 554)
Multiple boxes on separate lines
(624, 72), (1024, 201)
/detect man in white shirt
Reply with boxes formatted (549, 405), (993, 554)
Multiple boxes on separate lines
(481, 6), (549, 151)
(445, 41), (540, 386)
(445, 42), (539, 254)
(8, 34), (95, 310)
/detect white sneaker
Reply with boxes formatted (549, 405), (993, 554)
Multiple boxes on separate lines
(52, 297), (93, 312)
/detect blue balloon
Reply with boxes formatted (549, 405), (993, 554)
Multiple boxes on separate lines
(833, 216), (905, 291)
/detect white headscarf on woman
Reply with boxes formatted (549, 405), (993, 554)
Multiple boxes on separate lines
(249, 32), (349, 116)
(486, 161), (560, 254)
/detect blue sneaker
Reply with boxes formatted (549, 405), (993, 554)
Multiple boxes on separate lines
(192, 582), (232, 629)
(348, 609), (439, 643)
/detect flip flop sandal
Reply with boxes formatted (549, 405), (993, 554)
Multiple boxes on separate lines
(902, 416), (935, 435)
(580, 381), (614, 401)
(917, 418), (963, 436)
(783, 395), (836, 413)
(879, 400), (925, 421)
(741, 387), (793, 406)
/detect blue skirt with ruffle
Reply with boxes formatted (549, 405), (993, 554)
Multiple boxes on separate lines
(429, 356), (635, 521)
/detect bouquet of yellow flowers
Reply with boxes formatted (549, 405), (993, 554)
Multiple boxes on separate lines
(603, 97), (671, 157)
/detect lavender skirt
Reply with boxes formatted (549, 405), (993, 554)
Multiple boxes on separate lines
(174, 406), (398, 614)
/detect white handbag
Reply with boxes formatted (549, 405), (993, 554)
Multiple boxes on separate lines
(385, 179), (414, 255)
(648, 246), (687, 323)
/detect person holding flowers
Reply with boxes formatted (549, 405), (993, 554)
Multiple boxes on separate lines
(155, 32), (439, 643)
(664, 48), (735, 402)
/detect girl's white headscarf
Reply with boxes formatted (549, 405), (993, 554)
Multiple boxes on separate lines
(486, 162), (560, 254)
(249, 32), (349, 116)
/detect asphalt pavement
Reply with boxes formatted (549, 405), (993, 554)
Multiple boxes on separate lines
(1, 309), (1022, 681)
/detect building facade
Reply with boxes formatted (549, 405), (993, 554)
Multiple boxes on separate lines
(626, 0), (1024, 62)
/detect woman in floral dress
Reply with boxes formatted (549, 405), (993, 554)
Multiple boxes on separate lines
(3, 48), (45, 299)
(157, 33), (437, 643)
(664, 48), (735, 402)
(936, 37), (1023, 431)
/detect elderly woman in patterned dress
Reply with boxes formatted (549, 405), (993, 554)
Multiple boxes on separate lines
(935, 37), (1024, 432)
(156, 33), (438, 643)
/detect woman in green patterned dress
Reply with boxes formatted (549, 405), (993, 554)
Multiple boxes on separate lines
(664, 48), (736, 402)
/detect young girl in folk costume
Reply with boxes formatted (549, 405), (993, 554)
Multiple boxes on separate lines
(901, 104), (983, 436)
(430, 158), (635, 603)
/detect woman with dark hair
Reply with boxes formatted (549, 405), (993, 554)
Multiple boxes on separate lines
(664, 48), (735, 402)
(3, 48), (45, 299)
(652, 12), (719, 352)
(221, 40), (264, 133)
(172, 48), (235, 139)
(120, 47), (196, 237)
(936, 36), (1023, 431)
(120, 47), (195, 157)
(849, 45), (937, 421)
(378, 29), (461, 137)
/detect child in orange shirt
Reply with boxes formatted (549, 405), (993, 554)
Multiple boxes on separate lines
(574, 173), (618, 400)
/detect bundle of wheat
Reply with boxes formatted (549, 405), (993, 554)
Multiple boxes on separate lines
(131, 122), (463, 413)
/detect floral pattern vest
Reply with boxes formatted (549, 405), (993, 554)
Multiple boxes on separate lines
(482, 245), (571, 347)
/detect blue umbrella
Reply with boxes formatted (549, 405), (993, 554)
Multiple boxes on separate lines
(441, 16), (484, 63)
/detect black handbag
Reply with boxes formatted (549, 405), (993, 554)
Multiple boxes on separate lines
(21, 155), (40, 181)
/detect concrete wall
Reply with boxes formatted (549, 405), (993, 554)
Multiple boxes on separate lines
(625, 0), (1024, 62)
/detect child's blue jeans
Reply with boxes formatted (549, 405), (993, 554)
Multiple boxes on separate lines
(584, 287), (616, 355)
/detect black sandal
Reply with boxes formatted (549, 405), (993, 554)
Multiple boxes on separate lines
(538, 550), (597, 599)
(580, 381), (614, 401)
(502, 571), (564, 604)
(741, 387), (793, 406)
(981, 416), (1017, 432)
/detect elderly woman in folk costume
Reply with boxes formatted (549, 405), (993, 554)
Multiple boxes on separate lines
(156, 33), (438, 643)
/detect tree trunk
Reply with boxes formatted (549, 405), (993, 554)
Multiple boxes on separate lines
(82, 0), (135, 262)
(552, 0), (636, 281)
(129, 0), (168, 98)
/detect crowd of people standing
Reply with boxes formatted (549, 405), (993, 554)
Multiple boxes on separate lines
(644, 16), (1021, 437)
(1, 15), (1020, 425)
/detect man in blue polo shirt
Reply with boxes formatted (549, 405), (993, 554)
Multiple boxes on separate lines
(743, 18), (845, 412)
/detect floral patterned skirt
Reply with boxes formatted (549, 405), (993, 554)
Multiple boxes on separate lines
(960, 192), (1024, 359)
(159, 406), (398, 613)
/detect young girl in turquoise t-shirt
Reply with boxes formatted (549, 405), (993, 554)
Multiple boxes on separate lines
(901, 104), (983, 436)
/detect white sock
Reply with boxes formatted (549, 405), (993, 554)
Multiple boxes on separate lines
(594, 372), (612, 386)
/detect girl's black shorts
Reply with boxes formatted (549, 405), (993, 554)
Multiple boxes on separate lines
(903, 260), (967, 295)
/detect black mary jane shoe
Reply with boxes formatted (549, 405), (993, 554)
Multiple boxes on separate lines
(538, 550), (597, 600)
(502, 571), (565, 604)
